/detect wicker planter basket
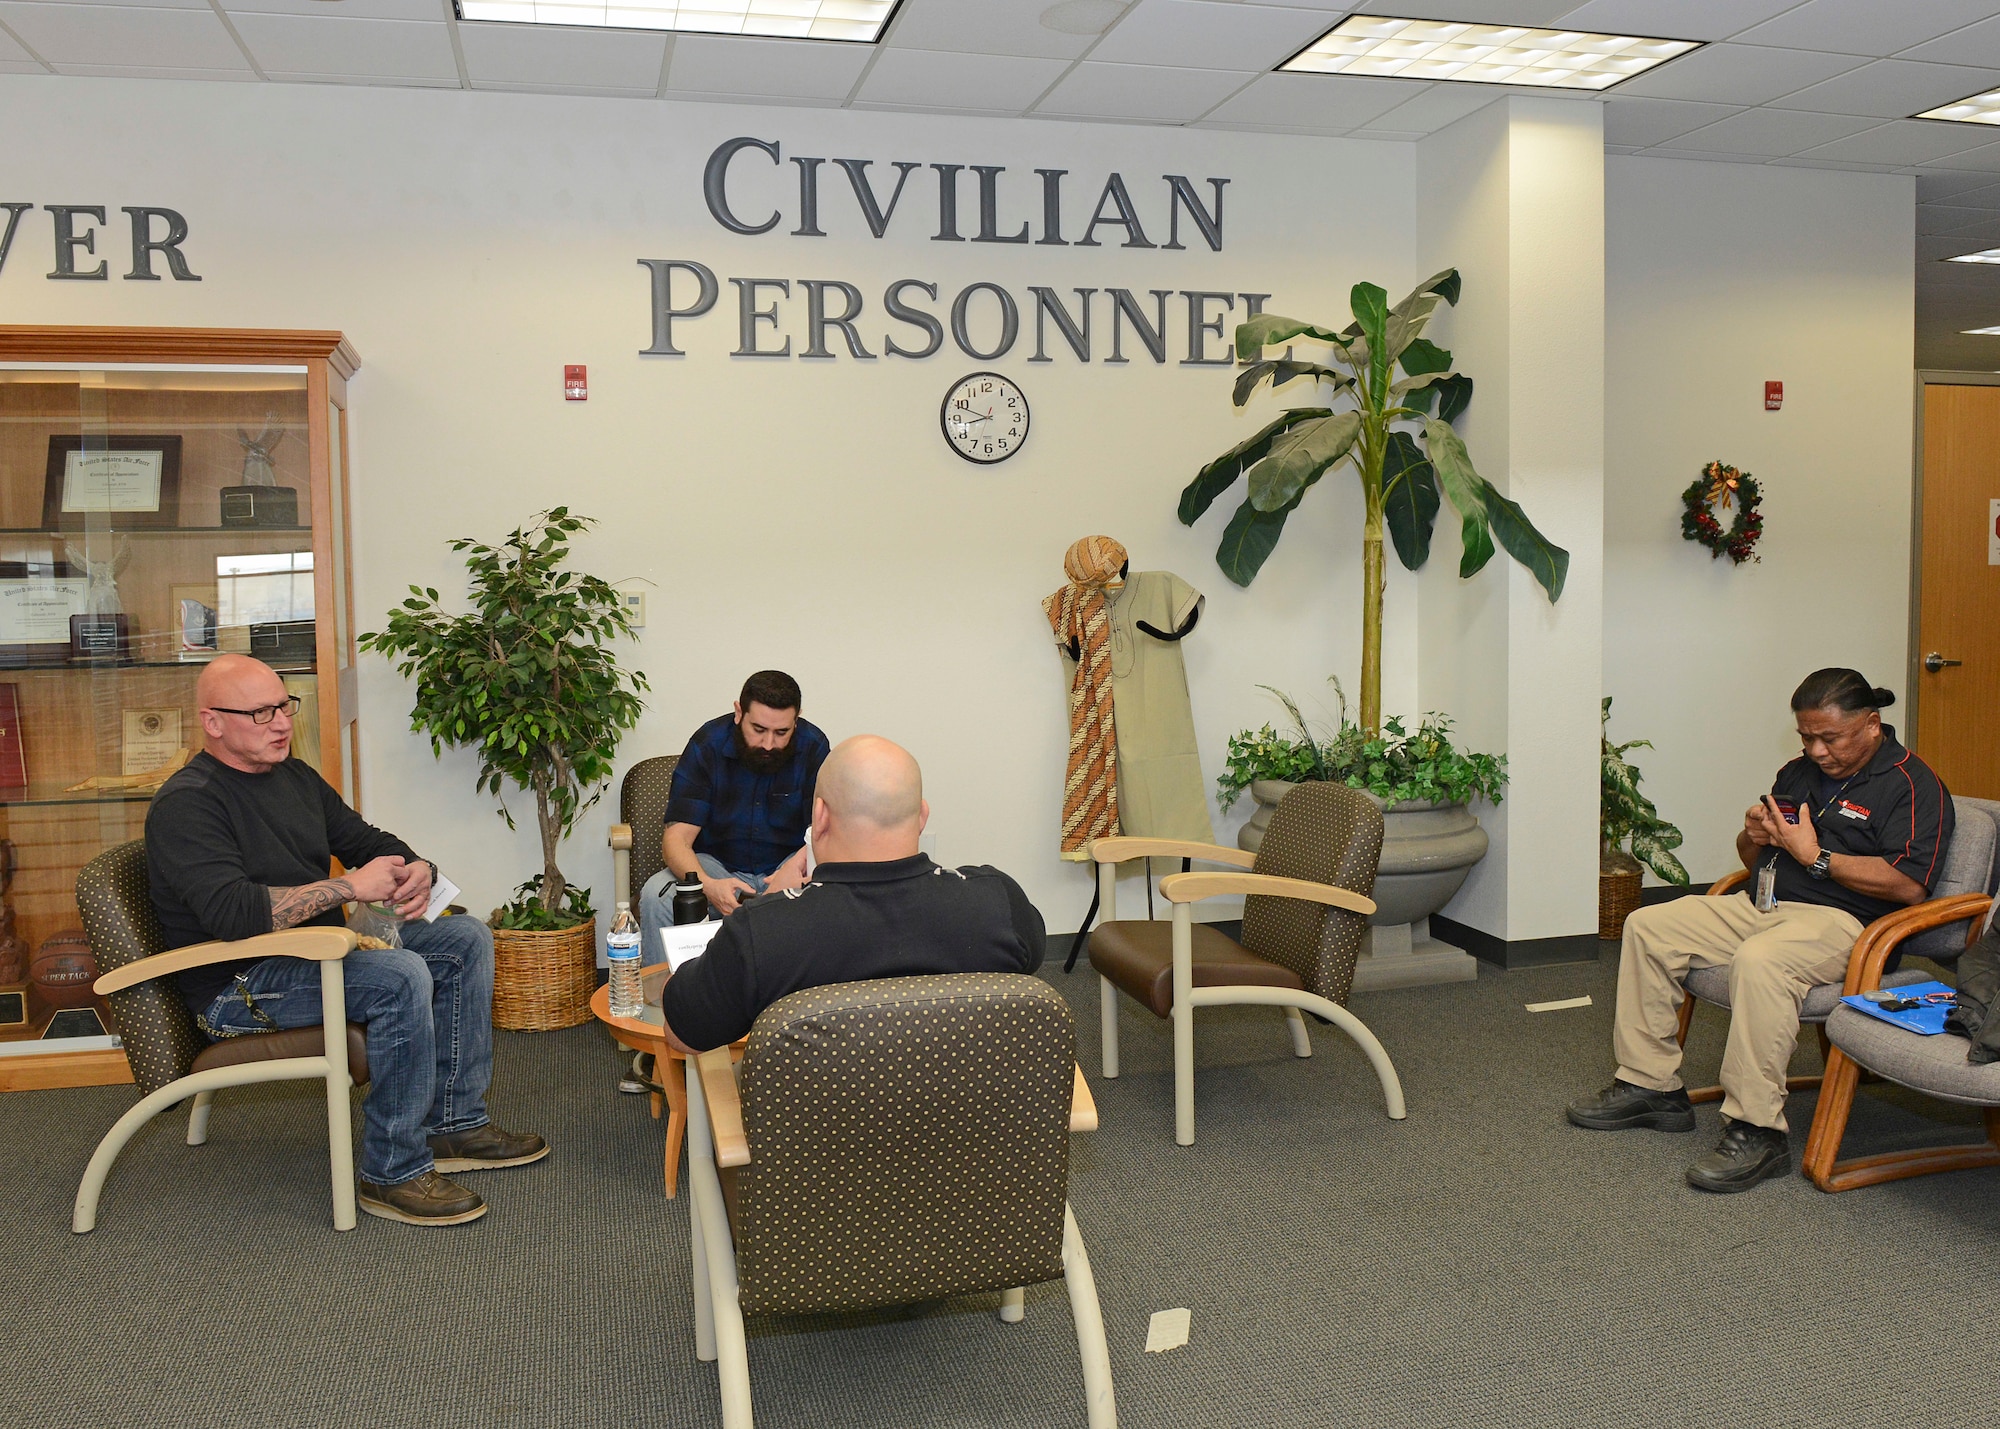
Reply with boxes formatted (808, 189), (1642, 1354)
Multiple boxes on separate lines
(490, 918), (597, 1031)
(1598, 854), (1643, 942)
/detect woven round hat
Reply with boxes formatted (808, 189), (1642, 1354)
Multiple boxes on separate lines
(1062, 535), (1127, 588)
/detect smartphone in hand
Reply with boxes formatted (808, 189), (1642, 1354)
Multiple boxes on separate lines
(1770, 796), (1801, 825)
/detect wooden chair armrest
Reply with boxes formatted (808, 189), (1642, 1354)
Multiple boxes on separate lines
(695, 1046), (750, 1167)
(1088, 837), (1255, 870)
(609, 823), (633, 851)
(1708, 869), (1750, 896)
(1842, 893), (1992, 995)
(1159, 870), (1375, 917)
(1070, 1065), (1097, 1134)
(94, 925), (360, 996)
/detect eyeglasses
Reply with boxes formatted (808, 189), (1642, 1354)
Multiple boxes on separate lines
(207, 696), (301, 726)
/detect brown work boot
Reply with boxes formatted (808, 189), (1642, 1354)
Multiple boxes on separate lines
(358, 1169), (487, 1226)
(428, 1123), (550, 1172)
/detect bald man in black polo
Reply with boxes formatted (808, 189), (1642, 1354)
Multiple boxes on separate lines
(659, 735), (1045, 1055)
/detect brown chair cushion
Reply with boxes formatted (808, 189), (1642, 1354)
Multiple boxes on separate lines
(1089, 919), (1304, 1019)
(620, 755), (680, 902)
(191, 1025), (370, 1086)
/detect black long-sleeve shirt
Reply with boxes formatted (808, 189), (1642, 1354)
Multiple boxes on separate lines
(145, 752), (418, 1013)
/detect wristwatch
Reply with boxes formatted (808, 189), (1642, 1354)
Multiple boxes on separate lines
(1807, 850), (1833, 880)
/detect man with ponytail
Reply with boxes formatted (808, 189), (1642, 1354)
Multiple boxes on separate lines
(1567, 669), (1953, 1193)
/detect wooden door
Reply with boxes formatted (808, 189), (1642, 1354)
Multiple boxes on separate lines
(1917, 383), (2000, 798)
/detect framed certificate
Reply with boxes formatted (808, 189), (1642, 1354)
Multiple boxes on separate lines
(42, 436), (183, 530)
(0, 578), (89, 665)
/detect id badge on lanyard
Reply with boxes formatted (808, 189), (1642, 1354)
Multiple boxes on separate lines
(1754, 854), (1778, 912)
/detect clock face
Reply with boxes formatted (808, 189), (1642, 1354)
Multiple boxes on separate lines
(941, 372), (1028, 464)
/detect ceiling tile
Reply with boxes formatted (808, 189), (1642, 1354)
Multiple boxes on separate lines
(1089, 1), (1338, 72)
(1552, 0), (1798, 43)
(232, 15), (457, 80)
(1, 4), (251, 69)
(62, 62), (260, 79)
(1735, 0), (2000, 58)
(18, 0), (211, 8)
(883, 0), (1096, 60)
(1629, 146), (1773, 165)
(666, 34), (870, 99)
(1773, 157), (1906, 174)
(1200, 71), (1423, 130)
(1337, 1), (1580, 22)
(459, 20), (665, 91)
(1613, 43), (1865, 106)
(0, 27), (40, 64)
(1666, 107), (1878, 157)
(1902, 15), (2000, 69)
(1035, 60), (1253, 123)
(1926, 215), (2000, 246)
(1797, 118), (2000, 166)
(1600, 96), (1741, 147)
(1918, 204), (1996, 235)
(1769, 59), (2000, 119)
(1361, 82), (1506, 135)
(1916, 172), (2000, 201)
(856, 48), (1068, 111)
(222, 0), (443, 18)
(1921, 233), (1993, 261)
(1921, 140), (2000, 172)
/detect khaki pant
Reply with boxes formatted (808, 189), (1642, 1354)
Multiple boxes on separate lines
(1613, 892), (1862, 1131)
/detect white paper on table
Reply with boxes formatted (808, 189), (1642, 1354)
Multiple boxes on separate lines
(422, 873), (462, 923)
(658, 921), (722, 969)
(1144, 1308), (1191, 1354)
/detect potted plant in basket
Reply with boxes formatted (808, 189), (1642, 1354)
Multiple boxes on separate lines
(1221, 681), (1504, 989)
(360, 508), (648, 1031)
(1599, 697), (1688, 941)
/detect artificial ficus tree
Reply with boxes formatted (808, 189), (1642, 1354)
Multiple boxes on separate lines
(360, 508), (649, 930)
(1178, 269), (1569, 734)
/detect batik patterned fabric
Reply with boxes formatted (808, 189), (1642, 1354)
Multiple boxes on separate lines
(1043, 536), (1126, 859)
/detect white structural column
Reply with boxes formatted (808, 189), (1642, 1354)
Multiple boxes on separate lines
(1414, 97), (1606, 953)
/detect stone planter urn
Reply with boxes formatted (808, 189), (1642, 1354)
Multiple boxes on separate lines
(1240, 780), (1485, 990)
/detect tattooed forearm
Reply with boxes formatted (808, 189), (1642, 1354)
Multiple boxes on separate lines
(269, 879), (357, 931)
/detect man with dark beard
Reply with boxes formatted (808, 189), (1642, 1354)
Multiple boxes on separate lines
(637, 672), (831, 959)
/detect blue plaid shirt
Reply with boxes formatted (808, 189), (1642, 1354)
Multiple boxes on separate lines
(666, 713), (830, 876)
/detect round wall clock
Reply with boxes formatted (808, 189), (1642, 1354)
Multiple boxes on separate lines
(941, 372), (1029, 464)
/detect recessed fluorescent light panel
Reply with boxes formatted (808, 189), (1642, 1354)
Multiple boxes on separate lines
(1920, 90), (2000, 125)
(454, 0), (900, 41)
(1960, 326), (2000, 335)
(1947, 250), (2000, 264)
(1280, 14), (1698, 91)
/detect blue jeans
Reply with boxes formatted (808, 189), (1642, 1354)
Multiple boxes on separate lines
(196, 914), (495, 1187)
(638, 854), (767, 966)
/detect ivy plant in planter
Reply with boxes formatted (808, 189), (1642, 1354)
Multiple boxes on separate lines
(1179, 270), (1569, 734)
(1601, 697), (1688, 885)
(359, 508), (649, 931)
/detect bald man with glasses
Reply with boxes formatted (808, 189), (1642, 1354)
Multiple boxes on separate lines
(145, 653), (546, 1226)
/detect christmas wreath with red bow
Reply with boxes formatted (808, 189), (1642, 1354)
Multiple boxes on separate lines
(1680, 460), (1762, 564)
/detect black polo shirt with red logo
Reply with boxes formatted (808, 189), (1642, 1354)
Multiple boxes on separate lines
(1767, 725), (1953, 925)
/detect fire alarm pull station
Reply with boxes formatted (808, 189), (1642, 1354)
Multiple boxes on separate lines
(1764, 380), (1782, 411)
(564, 365), (588, 401)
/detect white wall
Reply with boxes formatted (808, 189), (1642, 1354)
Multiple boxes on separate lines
(1603, 157), (1916, 884)
(0, 74), (1421, 934)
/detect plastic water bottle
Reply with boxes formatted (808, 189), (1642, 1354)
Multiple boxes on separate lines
(607, 901), (643, 1018)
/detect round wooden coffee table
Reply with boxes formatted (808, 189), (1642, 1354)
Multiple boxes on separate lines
(589, 980), (743, 1199)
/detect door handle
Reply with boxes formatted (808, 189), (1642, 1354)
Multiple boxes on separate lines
(1923, 652), (1963, 673)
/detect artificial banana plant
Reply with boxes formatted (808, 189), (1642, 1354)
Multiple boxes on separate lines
(1178, 269), (1568, 733)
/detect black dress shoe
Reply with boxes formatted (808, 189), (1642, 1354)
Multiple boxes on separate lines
(1565, 1079), (1696, 1132)
(1686, 1118), (1791, 1193)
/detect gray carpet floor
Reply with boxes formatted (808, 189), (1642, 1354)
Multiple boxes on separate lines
(3, 942), (1996, 1429)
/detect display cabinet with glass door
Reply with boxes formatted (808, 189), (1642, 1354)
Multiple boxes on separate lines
(0, 328), (360, 1091)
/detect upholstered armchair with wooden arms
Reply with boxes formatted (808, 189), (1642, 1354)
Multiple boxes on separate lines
(1801, 895), (2000, 1191)
(607, 753), (680, 911)
(1671, 795), (2000, 1105)
(70, 840), (364, 1233)
(683, 973), (1115, 1429)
